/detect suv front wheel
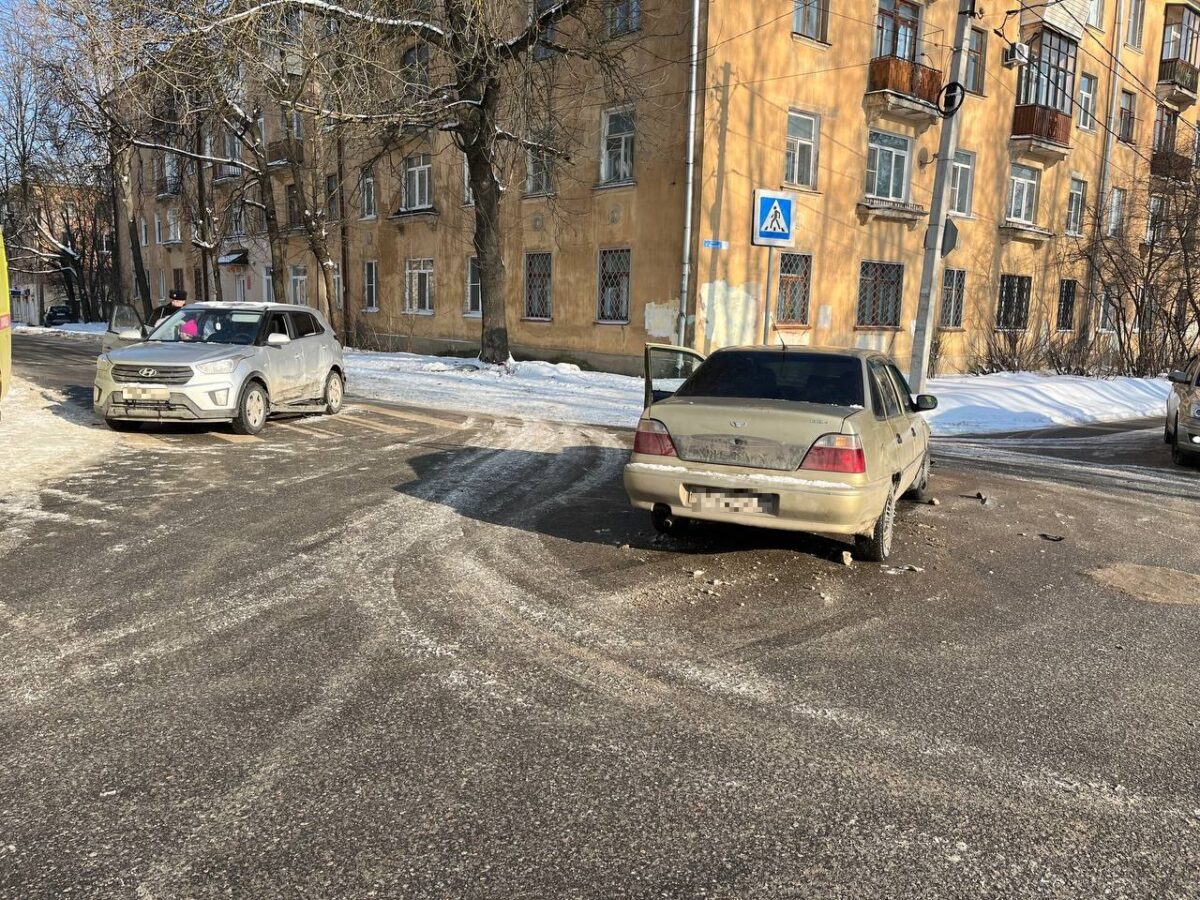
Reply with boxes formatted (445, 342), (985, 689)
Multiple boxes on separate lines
(323, 370), (344, 415)
(232, 382), (269, 435)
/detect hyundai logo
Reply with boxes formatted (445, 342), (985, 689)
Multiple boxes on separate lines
(730, 420), (746, 429)
(139, 367), (158, 378)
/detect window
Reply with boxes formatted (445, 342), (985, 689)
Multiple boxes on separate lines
(325, 174), (339, 222)
(230, 200), (246, 236)
(289, 265), (308, 305)
(1098, 287), (1118, 331)
(601, 107), (635, 184)
(463, 156), (474, 205)
(793, 0), (827, 42)
(360, 167), (377, 218)
(290, 312), (320, 337)
(1147, 195), (1166, 243)
(597, 248), (631, 322)
(949, 150), (974, 216)
(1007, 164), (1039, 224)
(856, 261), (904, 327)
(465, 256), (481, 315)
(286, 184), (302, 228)
(172, 268), (185, 293)
(865, 130), (910, 202)
(155, 213), (163, 244)
(264, 267), (275, 302)
(533, 0), (558, 60)
(1066, 177), (1087, 235)
(1154, 106), (1179, 153)
(403, 153), (431, 209)
(1126, 0), (1145, 49)
(1086, 0), (1103, 28)
(363, 260), (378, 311)
(1057, 280), (1077, 331)
(940, 268), (965, 328)
(1163, 6), (1200, 65)
(401, 43), (430, 92)
(234, 274), (247, 303)
(965, 28), (987, 93)
(526, 145), (553, 195)
(869, 360), (903, 418)
(776, 252), (813, 325)
(1118, 91), (1136, 142)
(167, 208), (181, 243)
(140, 217), (148, 246)
(996, 275), (1032, 331)
(158, 269), (166, 300)
(874, 0), (920, 61)
(405, 258), (434, 313)
(1108, 187), (1127, 236)
(1078, 73), (1097, 129)
(609, 0), (641, 37)
(785, 112), (818, 188)
(332, 262), (343, 309)
(524, 252), (552, 319)
(1017, 29), (1078, 116)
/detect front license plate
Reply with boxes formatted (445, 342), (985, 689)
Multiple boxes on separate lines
(125, 387), (170, 401)
(687, 486), (779, 516)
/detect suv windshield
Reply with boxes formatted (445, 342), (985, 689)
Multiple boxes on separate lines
(147, 308), (263, 345)
(675, 351), (865, 407)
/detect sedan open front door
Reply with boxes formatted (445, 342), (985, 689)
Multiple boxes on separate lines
(644, 343), (705, 409)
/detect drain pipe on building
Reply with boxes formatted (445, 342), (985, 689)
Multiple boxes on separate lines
(676, 0), (704, 347)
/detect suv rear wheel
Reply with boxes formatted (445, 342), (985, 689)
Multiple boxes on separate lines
(232, 382), (268, 435)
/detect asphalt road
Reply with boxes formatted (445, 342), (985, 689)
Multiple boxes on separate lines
(3, 334), (1200, 899)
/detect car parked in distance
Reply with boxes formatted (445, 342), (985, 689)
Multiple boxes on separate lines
(624, 345), (937, 561)
(1166, 357), (1200, 467)
(95, 302), (345, 435)
(43, 305), (72, 327)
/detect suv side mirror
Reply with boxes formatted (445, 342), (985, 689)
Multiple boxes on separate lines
(117, 328), (144, 342)
(1169, 369), (1189, 384)
(266, 332), (291, 346)
(915, 394), (938, 412)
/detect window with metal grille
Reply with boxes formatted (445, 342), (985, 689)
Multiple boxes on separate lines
(597, 249), (631, 322)
(856, 262), (903, 327)
(1066, 177), (1086, 235)
(996, 274), (1031, 331)
(404, 154), (431, 209)
(965, 28), (987, 93)
(785, 112), (818, 188)
(1017, 29), (1078, 116)
(1057, 280), (1076, 331)
(940, 268), (965, 328)
(1077, 73), (1097, 129)
(405, 258), (434, 313)
(793, 0), (827, 42)
(776, 253), (812, 324)
(601, 108), (635, 184)
(524, 252), (553, 319)
(465, 256), (481, 315)
(610, 0), (641, 36)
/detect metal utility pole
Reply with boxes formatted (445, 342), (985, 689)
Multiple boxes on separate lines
(909, 0), (975, 393)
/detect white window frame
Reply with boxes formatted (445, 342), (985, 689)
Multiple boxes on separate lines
(405, 257), (434, 314)
(332, 262), (343, 309)
(463, 155), (474, 206)
(1066, 177), (1087, 236)
(1125, 0), (1145, 49)
(1006, 164), (1039, 225)
(949, 150), (974, 216)
(140, 217), (148, 246)
(526, 147), (553, 195)
(360, 167), (377, 219)
(600, 106), (635, 184)
(1108, 187), (1127, 236)
(157, 268), (166, 300)
(1086, 0), (1104, 28)
(403, 153), (431, 210)
(289, 264), (308, 306)
(154, 213), (163, 244)
(166, 207), (181, 243)
(793, 0), (827, 42)
(865, 130), (911, 203)
(465, 256), (481, 316)
(784, 111), (818, 189)
(263, 267), (275, 303)
(1077, 73), (1097, 130)
(1098, 287), (1118, 332)
(1147, 194), (1166, 244)
(363, 259), (378, 311)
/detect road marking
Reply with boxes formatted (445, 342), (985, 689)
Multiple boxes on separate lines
(275, 421), (333, 439)
(339, 413), (412, 436)
(208, 431), (264, 444)
(355, 403), (467, 430)
(120, 433), (176, 451)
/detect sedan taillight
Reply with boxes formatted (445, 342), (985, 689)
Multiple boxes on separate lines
(801, 433), (866, 474)
(633, 418), (677, 457)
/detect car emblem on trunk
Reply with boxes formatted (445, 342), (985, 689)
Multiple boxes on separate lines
(139, 368), (157, 378)
(730, 420), (746, 428)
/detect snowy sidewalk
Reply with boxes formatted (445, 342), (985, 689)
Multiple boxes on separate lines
(14, 322), (109, 340)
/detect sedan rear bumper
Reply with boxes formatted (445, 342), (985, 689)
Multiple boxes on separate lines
(624, 459), (890, 537)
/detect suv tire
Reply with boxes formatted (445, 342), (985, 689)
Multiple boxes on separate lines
(323, 370), (344, 415)
(855, 486), (896, 562)
(232, 382), (269, 435)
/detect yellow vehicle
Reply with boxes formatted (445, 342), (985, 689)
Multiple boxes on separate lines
(0, 230), (10, 407)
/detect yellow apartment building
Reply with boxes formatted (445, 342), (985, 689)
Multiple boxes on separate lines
(127, 0), (1198, 376)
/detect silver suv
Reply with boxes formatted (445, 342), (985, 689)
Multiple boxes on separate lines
(96, 302), (345, 434)
(1167, 356), (1200, 466)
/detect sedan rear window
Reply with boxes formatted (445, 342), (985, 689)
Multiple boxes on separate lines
(675, 351), (864, 407)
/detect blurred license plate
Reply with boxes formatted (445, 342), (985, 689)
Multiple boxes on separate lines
(687, 486), (778, 516)
(125, 387), (170, 401)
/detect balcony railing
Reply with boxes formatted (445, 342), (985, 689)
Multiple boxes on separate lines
(1152, 148), (1193, 180)
(213, 163), (241, 180)
(1011, 103), (1072, 146)
(155, 176), (181, 196)
(268, 139), (304, 164)
(867, 55), (942, 106)
(1159, 56), (1200, 94)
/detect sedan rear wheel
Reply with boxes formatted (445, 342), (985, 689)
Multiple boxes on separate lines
(855, 486), (896, 562)
(232, 382), (268, 435)
(903, 451), (932, 503)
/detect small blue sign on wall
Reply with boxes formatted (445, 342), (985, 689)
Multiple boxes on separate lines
(753, 189), (796, 248)
(702, 239), (729, 250)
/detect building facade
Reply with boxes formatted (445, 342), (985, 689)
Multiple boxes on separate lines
(128, 0), (1197, 375)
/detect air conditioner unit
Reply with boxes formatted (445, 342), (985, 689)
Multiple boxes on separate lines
(1003, 42), (1032, 68)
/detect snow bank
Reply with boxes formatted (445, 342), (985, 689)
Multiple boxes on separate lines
(925, 371), (1171, 435)
(347, 349), (1171, 436)
(14, 322), (109, 339)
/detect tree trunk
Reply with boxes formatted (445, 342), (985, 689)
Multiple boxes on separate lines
(466, 80), (510, 365)
(114, 143), (152, 316)
(257, 164), (287, 303)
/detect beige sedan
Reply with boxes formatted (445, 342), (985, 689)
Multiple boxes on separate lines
(623, 345), (938, 561)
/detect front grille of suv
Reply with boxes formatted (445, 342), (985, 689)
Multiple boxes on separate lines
(111, 364), (193, 385)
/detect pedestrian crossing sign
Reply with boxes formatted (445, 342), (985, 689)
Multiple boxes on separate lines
(753, 189), (796, 248)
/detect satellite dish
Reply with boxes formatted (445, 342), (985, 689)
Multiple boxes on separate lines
(918, 148), (933, 169)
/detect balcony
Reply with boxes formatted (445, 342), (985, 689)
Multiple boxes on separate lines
(213, 163), (241, 181)
(856, 196), (928, 226)
(268, 139), (304, 165)
(1152, 148), (1193, 180)
(1010, 103), (1072, 163)
(999, 220), (1053, 245)
(864, 55), (943, 127)
(1158, 57), (1199, 108)
(155, 176), (181, 197)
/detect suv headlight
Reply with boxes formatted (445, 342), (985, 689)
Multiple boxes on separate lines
(96, 355), (113, 373)
(1190, 400), (1200, 419)
(196, 357), (239, 376)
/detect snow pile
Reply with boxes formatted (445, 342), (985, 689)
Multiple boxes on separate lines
(0, 376), (118, 497)
(346, 350), (643, 428)
(14, 322), (109, 339)
(925, 371), (1171, 435)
